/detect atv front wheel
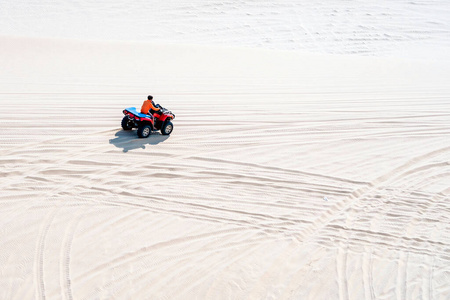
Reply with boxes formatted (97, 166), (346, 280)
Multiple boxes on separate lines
(121, 116), (133, 130)
(137, 124), (152, 138)
(161, 121), (173, 135)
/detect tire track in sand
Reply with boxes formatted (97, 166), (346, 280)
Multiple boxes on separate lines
(246, 145), (450, 298)
(337, 243), (350, 300)
(72, 227), (248, 286)
(34, 207), (59, 300)
(296, 145), (450, 243)
(60, 214), (82, 300)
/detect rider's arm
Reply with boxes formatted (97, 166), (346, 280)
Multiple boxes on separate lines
(150, 101), (160, 111)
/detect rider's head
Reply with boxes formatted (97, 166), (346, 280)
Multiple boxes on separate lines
(147, 95), (153, 100)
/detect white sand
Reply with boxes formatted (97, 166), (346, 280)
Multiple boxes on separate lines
(1, 35), (449, 299)
(2, 1), (450, 59)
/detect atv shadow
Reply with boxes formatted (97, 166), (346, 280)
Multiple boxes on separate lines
(109, 130), (170, 153)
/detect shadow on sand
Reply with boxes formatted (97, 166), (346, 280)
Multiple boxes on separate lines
(109, 129), (170, 152)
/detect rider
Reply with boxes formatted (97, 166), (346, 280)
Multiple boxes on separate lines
(141, 95), (161, 115)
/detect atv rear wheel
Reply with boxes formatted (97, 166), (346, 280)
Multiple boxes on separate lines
(161, 121), (173, 135)
(137, 124), (152, 138)
(121, 116), (133, 130)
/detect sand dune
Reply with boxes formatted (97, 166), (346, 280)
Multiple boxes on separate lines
(1, 1), (450, 58)
(1, 36), (450, 299)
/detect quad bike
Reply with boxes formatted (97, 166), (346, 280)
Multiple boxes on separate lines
(121, 106), (175, 138)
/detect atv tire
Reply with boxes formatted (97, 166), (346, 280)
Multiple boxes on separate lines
(161, 121), (174, 135)
(121, 116), (133, 130)
(137, 124), (152, 138)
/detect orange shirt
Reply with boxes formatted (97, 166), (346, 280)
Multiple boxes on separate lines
(141, 100), (160, 114)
